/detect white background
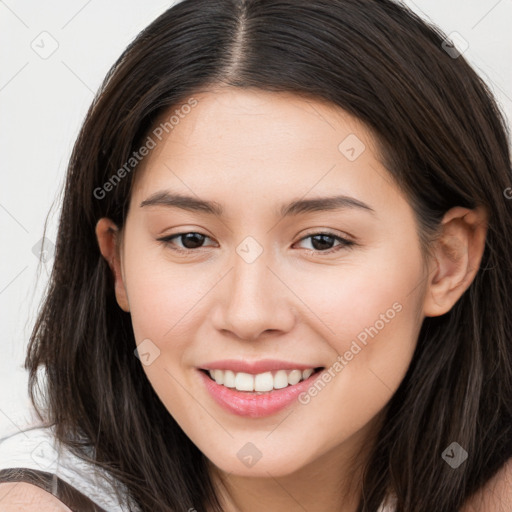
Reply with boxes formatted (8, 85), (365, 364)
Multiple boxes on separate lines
(1, 0), (511, 434)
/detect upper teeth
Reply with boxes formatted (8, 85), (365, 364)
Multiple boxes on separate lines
(207, 368), (315, 392)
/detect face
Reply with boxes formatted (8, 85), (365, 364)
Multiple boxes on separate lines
(109, 88), (430, 478)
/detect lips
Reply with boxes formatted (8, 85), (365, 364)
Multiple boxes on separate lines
(197, 359), (325, 418)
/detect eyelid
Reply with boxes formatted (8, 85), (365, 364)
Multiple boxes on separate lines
(297, 227), (355, 243)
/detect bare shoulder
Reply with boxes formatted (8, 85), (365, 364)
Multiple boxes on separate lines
(462, 458), (512, 512)
(0, 482), (72, 511)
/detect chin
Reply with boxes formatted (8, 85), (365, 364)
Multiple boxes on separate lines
(204, 440), (317, 478)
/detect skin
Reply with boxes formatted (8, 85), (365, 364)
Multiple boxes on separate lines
(95, 87), (489, 512)
(0, 482), (72, 511)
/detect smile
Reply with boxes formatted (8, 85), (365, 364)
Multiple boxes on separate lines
(204, 368), (320, 393)
(198, 361), (325, 418)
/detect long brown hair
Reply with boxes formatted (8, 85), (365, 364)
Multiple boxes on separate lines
(26, 1), (512, 510)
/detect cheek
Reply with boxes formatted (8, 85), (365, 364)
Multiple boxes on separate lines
(120, 244), (204, 420)
(289, 239), (424, 351)
(122, 241), (215, 344)
(290, 302), (421, 450)
(290, 240), (424, 417)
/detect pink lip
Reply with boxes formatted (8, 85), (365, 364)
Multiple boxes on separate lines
(199, 359), (320, 374)
(198, 368), (323, 418)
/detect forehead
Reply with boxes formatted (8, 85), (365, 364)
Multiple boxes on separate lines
(140, 87), (374, 164)
(130, 88), (400, 214)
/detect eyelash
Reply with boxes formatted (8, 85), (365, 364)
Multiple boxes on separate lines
(156, 231), (355, 256)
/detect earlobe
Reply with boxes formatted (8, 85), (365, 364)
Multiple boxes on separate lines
(423, 206), (488, 317)
(95, 218), (130, 312)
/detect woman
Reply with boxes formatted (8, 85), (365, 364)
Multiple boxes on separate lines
(0, 0), (511, 510)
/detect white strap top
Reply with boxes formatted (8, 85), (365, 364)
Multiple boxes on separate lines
(0, 422), (140, 511)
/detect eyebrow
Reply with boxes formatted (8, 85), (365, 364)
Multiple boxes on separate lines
(139, 191), (375, 217)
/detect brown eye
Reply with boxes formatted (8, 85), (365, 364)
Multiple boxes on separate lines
(157, 232), (215, 252)
(296, 232), (355, 254)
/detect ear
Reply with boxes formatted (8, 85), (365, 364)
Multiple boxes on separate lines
(95, 218), (130, 312)
(423, 205), (488, 317)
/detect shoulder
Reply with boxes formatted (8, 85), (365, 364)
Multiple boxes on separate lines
(0, 422), (139, 511)
(0, 424), (135, 511)
(0, 482), (72, 511)
(462, 458), (512, 511)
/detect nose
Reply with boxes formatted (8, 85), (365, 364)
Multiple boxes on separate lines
(211, 246), (296, 341)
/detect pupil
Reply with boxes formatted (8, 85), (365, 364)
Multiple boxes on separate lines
(312, 234), (334, 251)
(182, 233), (204, 249)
